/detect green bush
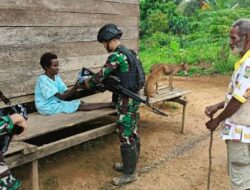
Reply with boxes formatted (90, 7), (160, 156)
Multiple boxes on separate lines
(146, 11), (169, 34)
(139, 0), (250, 75)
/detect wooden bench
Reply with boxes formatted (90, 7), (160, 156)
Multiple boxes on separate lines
(3, 91), (117, 190)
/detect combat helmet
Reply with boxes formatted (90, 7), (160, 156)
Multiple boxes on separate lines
(97, 24), (123, 43)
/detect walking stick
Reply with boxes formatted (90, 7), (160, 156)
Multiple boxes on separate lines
(207, 116), (213, 190)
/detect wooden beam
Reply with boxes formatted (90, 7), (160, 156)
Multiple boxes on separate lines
(0, 69), (94, 97)
(6, 123), (116, 168)
(104, 0), (139, 4)
(0, 0), (139, 15)
(169, 98), (188, 134)
(0, 95), (35, 109)
(31, 160), (39, 190)
(4, 142), (37, 156)
(0, 9), (138, 27)
(0, 67), (104, 106)
(0, 26), (138, 46)
(0, 54), (109, 82)
(0, 39), (138, 64)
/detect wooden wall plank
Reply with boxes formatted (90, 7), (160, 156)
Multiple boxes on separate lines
(0, 69), (89, 97)
(0, 9), (138, 27)
(0, 27), (139, 46)
(0, 39), (138, 64)
(0, 67), (103, 108)
(0, 54), (109, 81)
(0, 40), (138, 82)
(0, 0), (138, 15)
(0, 41), (138, 97)
(104, 0), (139, 4)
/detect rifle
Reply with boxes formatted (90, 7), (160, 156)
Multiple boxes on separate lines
(0, 91), (28, 153)
(78, 68), (168, 117)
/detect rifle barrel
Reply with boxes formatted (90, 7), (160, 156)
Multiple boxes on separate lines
(116, 84), (168, 117)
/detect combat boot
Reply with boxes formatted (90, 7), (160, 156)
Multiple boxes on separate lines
(113, 138), (140, 173)
(113, 162), (124, 172)
(112, 144), (137, 186)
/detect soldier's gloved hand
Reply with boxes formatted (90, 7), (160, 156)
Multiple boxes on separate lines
(74, 80), (83, 89)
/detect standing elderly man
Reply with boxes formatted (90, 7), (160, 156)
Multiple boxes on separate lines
(205, 19), (250, 190)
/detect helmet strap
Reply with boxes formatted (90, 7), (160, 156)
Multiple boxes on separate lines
(107, 41), (112, 53)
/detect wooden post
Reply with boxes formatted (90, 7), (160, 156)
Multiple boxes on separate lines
(31, 160), (39, 190)
(181, 103), (187, 134)
(169, 97), (188, 134)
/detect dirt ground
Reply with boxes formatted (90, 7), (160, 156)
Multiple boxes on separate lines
(15, 75), (232, 190)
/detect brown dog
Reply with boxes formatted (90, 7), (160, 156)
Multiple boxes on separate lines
(144, 65), (165, 98)
(150, 63), (189, 90)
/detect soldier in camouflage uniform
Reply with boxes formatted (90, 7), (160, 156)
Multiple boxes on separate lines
(0, 113), (28, 190)
(84, 24), (141, 186)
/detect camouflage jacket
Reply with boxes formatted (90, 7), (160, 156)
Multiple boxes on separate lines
(89, 45), (129, 87)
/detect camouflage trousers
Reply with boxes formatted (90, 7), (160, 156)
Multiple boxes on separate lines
(116, 95), (140, 145)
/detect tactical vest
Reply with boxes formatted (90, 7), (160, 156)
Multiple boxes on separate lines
(114, 45), (145, 93)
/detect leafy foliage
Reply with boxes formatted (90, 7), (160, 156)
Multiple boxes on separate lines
(139, 0), (250, 75)
(146, 11), (168, 34)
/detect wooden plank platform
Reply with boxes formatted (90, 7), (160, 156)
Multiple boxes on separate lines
(13, 87), (190, 141)
(140, 86), (191, 104)
(10, 87), (190, 143)
(19, 108), (116, 141)
(18, 91), (116, 141)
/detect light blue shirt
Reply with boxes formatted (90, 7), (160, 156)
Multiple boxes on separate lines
(35, 74), (80, 115)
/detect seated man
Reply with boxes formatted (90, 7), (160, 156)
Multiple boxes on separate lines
(35, 52), (113, 115)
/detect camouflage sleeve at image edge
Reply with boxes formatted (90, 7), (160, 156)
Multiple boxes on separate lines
(0, 116), (14, 134)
